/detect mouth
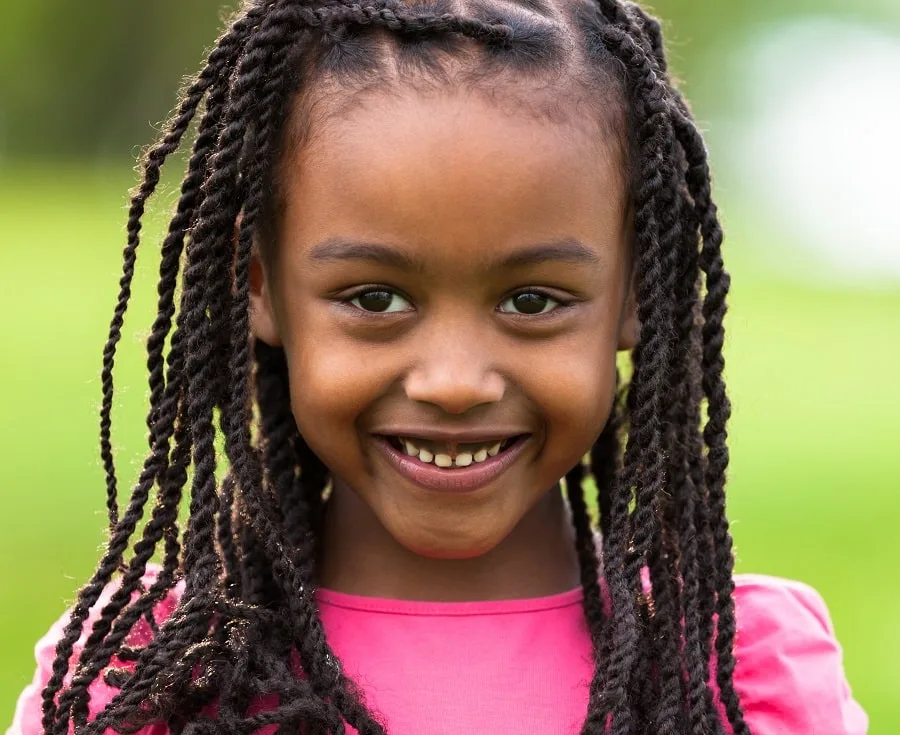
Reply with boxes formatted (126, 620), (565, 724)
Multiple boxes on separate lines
(374, 434), (531, 493)
(382, 434), (525, 467)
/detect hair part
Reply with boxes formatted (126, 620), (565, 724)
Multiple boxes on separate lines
(42, 1), (750, 734)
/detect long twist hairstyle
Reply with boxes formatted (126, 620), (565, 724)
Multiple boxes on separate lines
(42, 0), (749, 733)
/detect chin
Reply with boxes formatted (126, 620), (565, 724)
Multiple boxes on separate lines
(395, 519), (507, 561)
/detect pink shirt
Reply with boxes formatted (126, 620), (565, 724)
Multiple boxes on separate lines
(9, 572), (867, 735)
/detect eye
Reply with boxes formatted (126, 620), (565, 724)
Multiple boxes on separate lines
(349, 289), (413, 314)
(498, 291), (562, 316)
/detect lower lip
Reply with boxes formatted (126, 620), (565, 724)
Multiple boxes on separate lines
(374, 436), (531, 493)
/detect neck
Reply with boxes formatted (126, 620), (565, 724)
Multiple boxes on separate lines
(318, 483), (581, 602)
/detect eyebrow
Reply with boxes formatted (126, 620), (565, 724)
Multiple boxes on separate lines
(309, 239), (424, 272)
(499, 240), (602, 270)
(307, 237), (603, 272)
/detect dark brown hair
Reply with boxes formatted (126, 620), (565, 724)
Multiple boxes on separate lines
(41, 1), (749, 733)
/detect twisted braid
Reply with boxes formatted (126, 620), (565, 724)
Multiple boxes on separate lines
(255, 345), (307, 550)
(590, 22), (681, 734)
(572, 405), (618, 735)
(699, 205), (748, 735)
(665, 139), (719, 735)
(666, 190), (715, 734)
(659, 57), (748, 733)
(43, 338), (190, 735)
(99, 1), (272, 531)
(664, 104), (726, 687)
(217, 474), (242, 597)
(565, 458), (606, 641)
(637, 87), (692, 735)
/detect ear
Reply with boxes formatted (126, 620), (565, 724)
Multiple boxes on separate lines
(249, 248), (283, 347)
(616, 275), (640, 351)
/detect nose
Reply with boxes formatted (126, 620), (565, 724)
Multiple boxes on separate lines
(403, 329), (506, 414)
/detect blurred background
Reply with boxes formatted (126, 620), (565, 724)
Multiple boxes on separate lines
(1, 0), (897, 731)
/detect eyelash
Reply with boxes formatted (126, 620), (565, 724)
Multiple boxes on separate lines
(346, 288), (414, 315)
(339, 287), (574, 318)
(497, 290), (570, 317)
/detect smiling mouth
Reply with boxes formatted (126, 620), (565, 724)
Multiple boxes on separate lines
(374, 433), (532, 493)
(379, 435), (527, 469)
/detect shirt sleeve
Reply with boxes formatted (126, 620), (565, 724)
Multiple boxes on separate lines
(8, 610), (75, 735)
(7, 571), (177, 735)
(727, 574), (869, 735)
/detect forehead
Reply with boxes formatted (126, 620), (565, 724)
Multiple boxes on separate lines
(272, 89), (629, 278)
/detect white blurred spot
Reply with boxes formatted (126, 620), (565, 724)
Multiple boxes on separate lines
(735, 19), (900, 284)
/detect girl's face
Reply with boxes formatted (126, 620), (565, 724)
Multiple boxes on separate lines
(251, 89), (637, 560)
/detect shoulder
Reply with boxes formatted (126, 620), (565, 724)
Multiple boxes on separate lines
(727, 574), (869, 735)
(7, 565), (182, 735)
(733, 573), (837, 643)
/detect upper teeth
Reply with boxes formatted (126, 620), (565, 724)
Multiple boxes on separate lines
(400, 438), (504, 467)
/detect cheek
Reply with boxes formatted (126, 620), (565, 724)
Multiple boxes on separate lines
(527, 336), (617, 449)
(281, 316), (413, 479)
(276, 290), (377, 421)
(538, 300), (622, 410)
(285, 335), (379, 440)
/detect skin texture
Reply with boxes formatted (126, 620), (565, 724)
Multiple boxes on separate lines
(250, 89), (638, 601)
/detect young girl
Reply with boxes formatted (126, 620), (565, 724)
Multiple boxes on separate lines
(9, 0), (867, 733)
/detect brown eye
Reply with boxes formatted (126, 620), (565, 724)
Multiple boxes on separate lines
(499, 291), (559, 315)
(350, 290), (412, 313)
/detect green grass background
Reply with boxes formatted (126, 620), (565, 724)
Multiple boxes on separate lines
(1, 165), (897, 731)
